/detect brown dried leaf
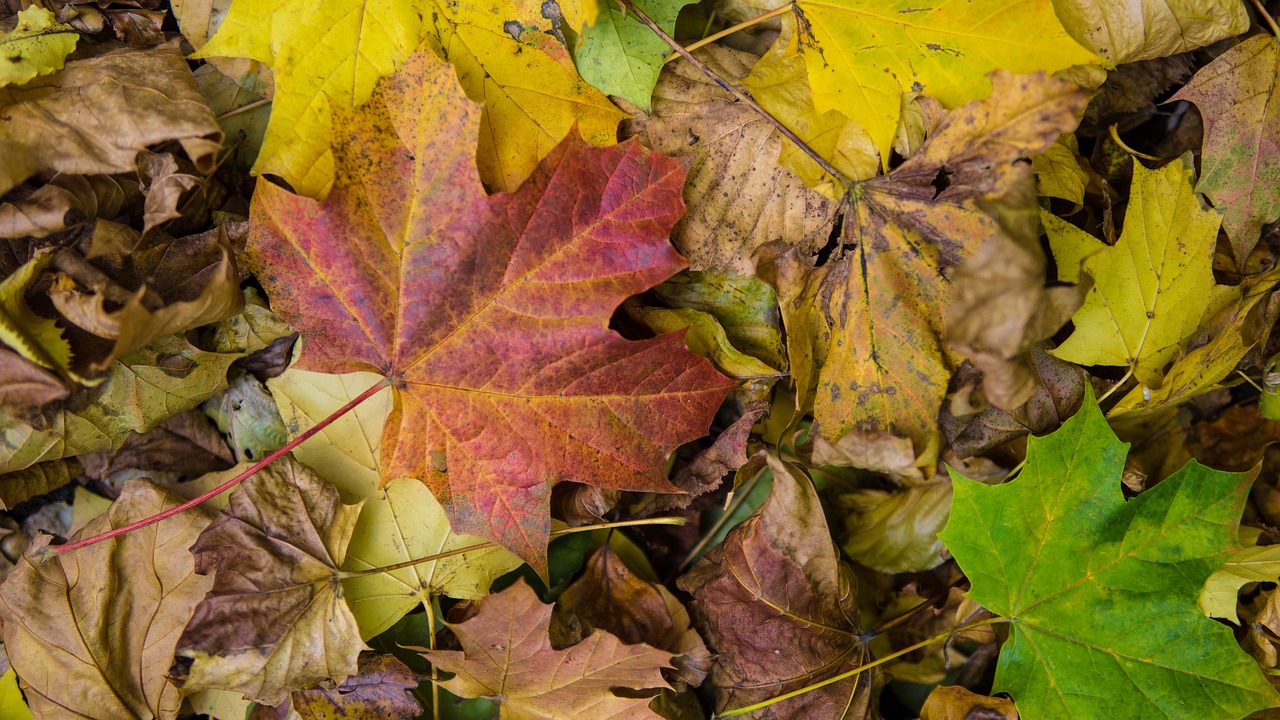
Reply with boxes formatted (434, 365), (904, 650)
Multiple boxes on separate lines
(0, 345), (68, 411)
(559, 546), (712, 690)
(919, 685), (1017, 720)
(678, 454), (878, 719)
(426, 579), (674, 720)
(0, 481), (215, 720)
(174, 455), (367, 705)
(0, 174), (139, 240)
(0, 40), (221, 198)
(647, 400), (769, 514)
(291, 654), (424, 720)
(623, 45), (837, 276)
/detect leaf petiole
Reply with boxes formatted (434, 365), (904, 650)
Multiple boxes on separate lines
(664, 6), (791, 64)
(715, 616), (1009, 718)
(49, 375), (393, 557)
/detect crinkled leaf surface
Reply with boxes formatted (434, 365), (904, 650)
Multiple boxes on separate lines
(426, 579), (675, 720)
(764, 72), (1087, 472)
(0, 481), (215, 720)
(1052, 0), (1249, 64)
(788, 0), (1101, 163)
(625, 45), (837, 276)
(246, 46), (731, 570)
(174, 456), (367, 705)
(291, 654), (424, 720)
(0, 40), (222, 198)
(939, 391), (1279, 719)
(678, 455), (878, 718)
(836, 480), (952, 574)
(1048, 154), (1239, 388)
(1172, 35), (1280, 270)
(0, 7), (77, 89)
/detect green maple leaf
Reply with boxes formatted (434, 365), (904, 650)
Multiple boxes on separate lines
(939, 390), (1278, 720)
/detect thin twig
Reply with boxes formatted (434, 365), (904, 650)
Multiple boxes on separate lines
(674, 465), (768, 576)
(1097, 366), (1135, 404)
(1108, 125), (1162, 162)
(716, 616), (1008, 717)
(1250, 0), (1280, 38)
(216, 97), (272, 121)
(615, 0), (848, 188)
(52, 377), (392, 555)
(338, 517), (686, 580)
(664, 6), (791, 63)
(864, 576), (968, 639)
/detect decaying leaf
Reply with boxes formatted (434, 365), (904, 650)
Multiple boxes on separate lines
(679, 455), (879, 718)
(0, 481), (215, 720)
(1200, 541), (1280, 624)
(624, 45), (838, 276)
(1052, 0), (1249, 64)
(291, 654), (424, 720)
(941, 391), (1278, 719)
(425, 579), (675, 720)
(836, 480), (952, 574)
(1172, 35), (1280, 270)
(764, 72), (1088, 473)
(246, 46), (731, 569)
(174, 456), (367, 705)
(649, 270), (787, 371)
(784, 0), (1102, 163)
(560, 546), (712, 690)
(919, 685), (1017, 720)
(0, 6), (76, 88)
(0, 40), (222, 198)
(1048, 154), (1239, 388)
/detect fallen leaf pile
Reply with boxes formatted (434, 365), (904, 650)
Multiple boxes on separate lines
(1, 0), (1280, 718)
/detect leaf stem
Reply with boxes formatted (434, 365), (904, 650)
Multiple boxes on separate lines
(664, 6), (791, 64)
(51, 376), (392, 555)
(216, 98), (272, 121)
(614, 0), (849, 189)
(863, 576), (968, 639)
(1250, 0), (1280, 39)
(1108, 124), (1162, 162)
(1097, 366), (1135, 404)
(337, 517), (686, 580)
(715, 616), (1008, 717)
(675, 464), (768, 575)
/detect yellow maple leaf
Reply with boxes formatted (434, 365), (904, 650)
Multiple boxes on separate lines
(0, 6), (77, 89)
(1048, 154), (1240, 388)
(786, 0), (1103, 166)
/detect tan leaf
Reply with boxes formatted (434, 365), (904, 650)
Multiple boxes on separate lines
(174, 456), (367, 705)
(0, 40), (222, 198)
(426, 579), (675, 720)
(1052, 0), (1249, 64)
(920, 685), (1017, 720)
(0, 481), (215, 720)
(624, 45), (837, 276)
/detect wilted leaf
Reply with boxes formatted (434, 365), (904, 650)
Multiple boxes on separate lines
(291, 654), (424, 720)
(1052, 0), (1249, 64)
(1172, 35), (1280, 270)
(919, 686), (1016, 720)
(576, 0), (695, 110)
(426, 579), (675, 720)
(174, 456), (367, 705)
(785, 0), (1101, 163)
(0, 252), (74, 382)
(0, 481), (215, 720)
(0, 7), (76, 88)
(765, 72), (1087, 473)
(1031, 134), (1089, 205)
(0, 40), (222, 198)
(0, 457), (77, 510)
(80, 408), (235, 482)
(1200, 542), (1280, 624)
(204, 372), (287, 463)
(649, 401), (768, 513)
(625, 45), (837, 276)
(940, 390), (1278, 719)
(1048, 154), (1239, 388)
(624, 300), (780, 379)
(649, 270), (787, 371)
(246, 46), (730, 568)
(0, 174), (138, 240)
(836, 480), (952, 574)
(679, 455), (878, 718)
(560, 546), (712, 690)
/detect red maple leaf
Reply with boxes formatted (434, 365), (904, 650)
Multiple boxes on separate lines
(245, 47), (733, 570)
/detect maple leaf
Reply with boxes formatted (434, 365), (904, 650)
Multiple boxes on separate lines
(783, 0), (1102, 164)
(939, 390), (1279, 719)
(1172, 35), (1280, 270)
(244, 46), (731, 570)
(1047, 154), (1240, 388)
(0, 7), (77, 88)
(576, 0), (697, 110)
(425, 578), (675, 720)
(0, 481), (215, 720)
(678, 455), (879, 718)
(760, 72), (1087, 473)
(174, 455), (368, 705)
(625, 45), (838, 277)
